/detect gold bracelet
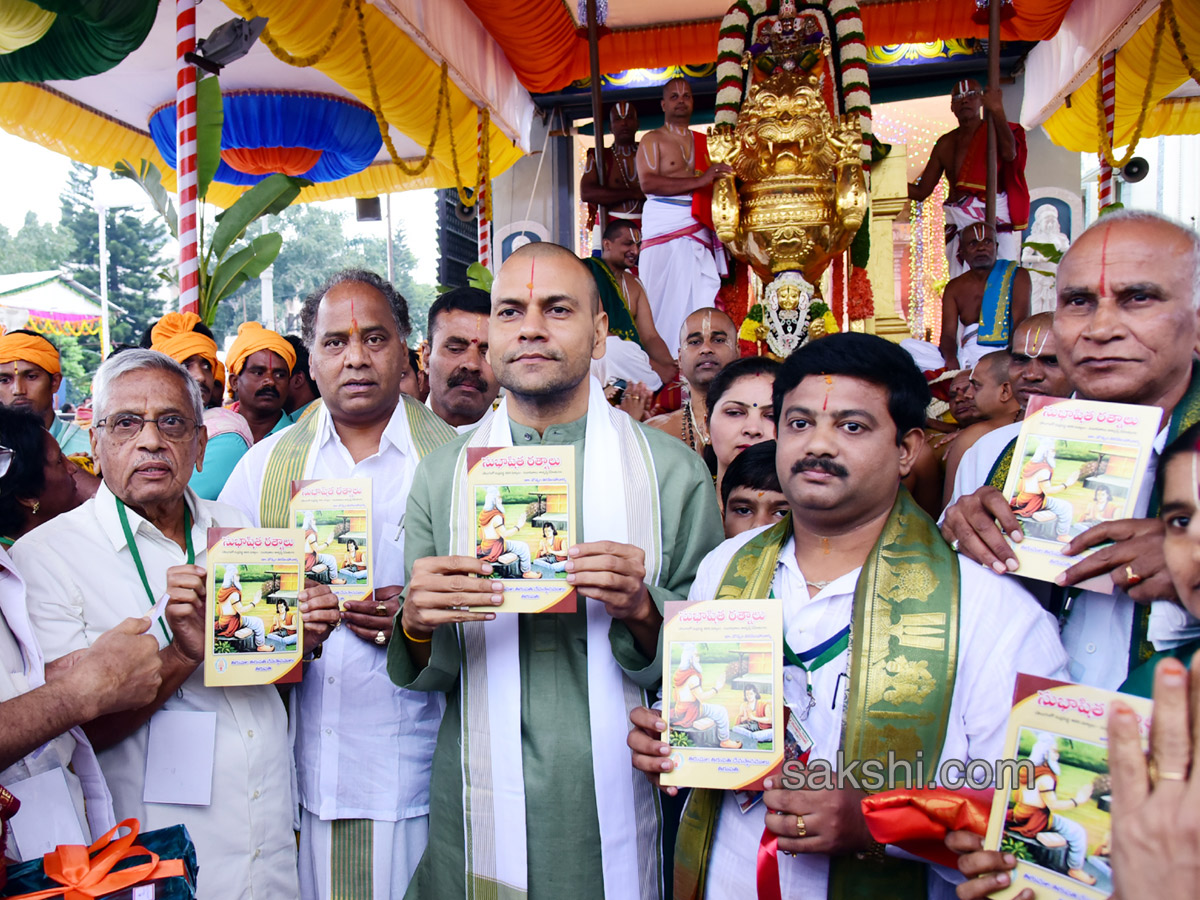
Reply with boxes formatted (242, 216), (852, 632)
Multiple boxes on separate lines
(402, 622), (432, 644)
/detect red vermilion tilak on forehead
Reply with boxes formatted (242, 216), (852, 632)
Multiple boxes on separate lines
(350, 295), (358, 335)
(1097, 226), (1111, 297)
(527, 258), (536, 301)
(823, 374), (834, 410)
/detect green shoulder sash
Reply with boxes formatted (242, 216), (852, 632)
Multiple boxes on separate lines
(583, 256), (643, 348)
(258, 396), (457, 527)
(675, 488), (960, 900)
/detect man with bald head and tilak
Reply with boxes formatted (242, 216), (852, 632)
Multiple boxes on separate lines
(391, 240), (723, 900)
(941, 350), (1021, 508)
(942, 210), (1200, 693)
(909, 78), (1030, 278)
(646, 307), (740, 457)
(637, 77), (734, 358)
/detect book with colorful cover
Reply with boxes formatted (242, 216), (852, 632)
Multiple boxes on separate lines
(1001, 397), (1163, 592)
(983, 674), (1153, 900)
(660, 598), (784, 790)
(204, 528), (305, 687)
(289, 478), (373, 610)
(466, 446), (578, 613)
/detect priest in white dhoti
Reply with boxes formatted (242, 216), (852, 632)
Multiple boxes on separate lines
(390, 242), (723, 900)
(636, 77), (732, 357)
(630, 333), (1068, 900)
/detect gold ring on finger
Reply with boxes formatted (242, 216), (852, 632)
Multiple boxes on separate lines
(1126, 565), (1143, 586)
(795, 814), (806, 839)
(1148, 757), (1188, 785)
(376, 602), (388, 615)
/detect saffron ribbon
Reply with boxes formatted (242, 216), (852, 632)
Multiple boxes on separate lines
(7, 818), (185, 900)
(756, 826), (782, 900)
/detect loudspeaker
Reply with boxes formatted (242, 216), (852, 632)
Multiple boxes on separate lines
(1121, 157), (1149, 184)
(355, 197), (382, 221)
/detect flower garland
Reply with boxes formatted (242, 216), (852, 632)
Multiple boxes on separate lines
(714, 0), (871, 168)
(1094, 4), (1165, 171)
(244, 0), (489, 210)
(246, 0), (353, 68)
(1163, 0), (1200, 87)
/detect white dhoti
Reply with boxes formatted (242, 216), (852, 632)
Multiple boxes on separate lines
(591, 336), (664, 391)
(298, 808), (428, 900)
(639, 194), (722, 356)
(944, 192), (1021, 278)
(958, 323), (988, 370)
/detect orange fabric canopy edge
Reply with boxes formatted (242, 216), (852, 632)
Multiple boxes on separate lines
(463, 0), (1075, 94)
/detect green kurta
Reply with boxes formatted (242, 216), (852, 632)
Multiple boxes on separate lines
(389, 414), (723, 900)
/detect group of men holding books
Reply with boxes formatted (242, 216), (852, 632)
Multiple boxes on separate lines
(1, 204), (1199, 900)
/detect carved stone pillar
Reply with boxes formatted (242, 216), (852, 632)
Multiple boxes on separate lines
(865, 146), (912, 343)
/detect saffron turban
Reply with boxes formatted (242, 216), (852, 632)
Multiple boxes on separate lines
(0, 331), (60, 375)
(225, 322), (296, 378)
(150, 312), (218, 371)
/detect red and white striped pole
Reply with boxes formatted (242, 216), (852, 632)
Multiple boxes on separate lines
(1098, 50), (1117, 210)
(476, 108), (491, 272)
(177, 0), (200, 314)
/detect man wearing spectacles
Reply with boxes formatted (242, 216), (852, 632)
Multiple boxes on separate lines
(907, 78), (1030, 278)
(12, 349), (341, 900)
(0, 330), (90, 457)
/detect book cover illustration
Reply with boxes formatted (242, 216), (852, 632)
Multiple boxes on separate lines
(1001, 397), (1163, 592)
(204, 528), (305, 686)
(661, 598), (784, 790)
(290, 478), (373, 610)
(983, 674), (1153, 900)
(466, 446), (578, 613)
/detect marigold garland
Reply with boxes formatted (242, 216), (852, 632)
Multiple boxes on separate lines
(1095, 4), (1165, 170)
(245, 0), (353, 68)
(1163, 0), (1200, 87)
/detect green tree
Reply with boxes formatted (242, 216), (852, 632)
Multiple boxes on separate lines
(55, 334), (100, 404)
(0, 212), (76, 275)
(216, 205), (435, 343)
(59, 162), (170, 345)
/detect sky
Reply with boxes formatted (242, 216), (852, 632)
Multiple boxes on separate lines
(0, 129), (442, 285)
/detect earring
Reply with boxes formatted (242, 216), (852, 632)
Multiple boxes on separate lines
(31, 500), (39, 515)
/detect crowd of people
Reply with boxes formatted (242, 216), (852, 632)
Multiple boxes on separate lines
(2, 77), (1200, 900)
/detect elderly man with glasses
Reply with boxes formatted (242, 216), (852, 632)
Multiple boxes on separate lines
(11, 349), (340, 900)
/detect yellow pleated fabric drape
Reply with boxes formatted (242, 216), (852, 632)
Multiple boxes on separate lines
(1043, 0), (1200, 152)
(0, 0), (55, 55)
(223, 0), (523, 190)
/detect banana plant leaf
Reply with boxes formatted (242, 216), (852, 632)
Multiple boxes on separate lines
(114, 159), (178, 239)
(200, 232), (283, 324)
(208, 173), (307, 262)
(195, 74), (223, 202)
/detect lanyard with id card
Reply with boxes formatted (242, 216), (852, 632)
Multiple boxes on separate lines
(116, 499), (218, 807)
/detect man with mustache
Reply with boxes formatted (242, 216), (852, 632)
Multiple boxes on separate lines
(422, 287), (499, 432)
(226, 322), (295, 444)
(221, 269), (458, 900)
(647, 307), (740, 457)
(14, 349), (341, 899)
(583, 220), (677, 389)
(390, 241), (723, 899)
(0, 330), (90, 456)
(942, 211), (1200, 689)
(943, 312), (1071, 503)
(628, 332), (1066, 900)
(637, 78), (733, 357)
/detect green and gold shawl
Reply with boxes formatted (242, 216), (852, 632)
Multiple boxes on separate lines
(583, 256), (643, 348)
(675, 487), (960, 900)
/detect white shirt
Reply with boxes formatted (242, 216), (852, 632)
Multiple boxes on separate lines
(220, 401), (444, 821)
(691, 527), (1069, 900)
(13, 485), (297, 900)
(946, 421), (1200, 688)
(424, 394), (482, 435)
(0, 547), (113, 860)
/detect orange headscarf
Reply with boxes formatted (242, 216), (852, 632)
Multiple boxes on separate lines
(150, 312), (218, 371)
(0, 332), (60, 375)
(225, 322), (296, 378)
